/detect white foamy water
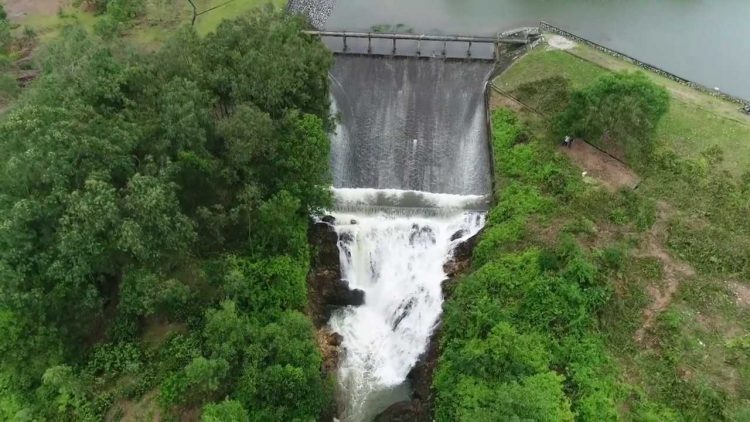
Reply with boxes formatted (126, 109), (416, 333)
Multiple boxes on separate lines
(328, 188), (485, 421)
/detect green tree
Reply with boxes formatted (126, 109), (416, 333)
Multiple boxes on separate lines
(556, 71), (669, 162)
(202, 399), (249, 422)
(0, 10), (333, 419)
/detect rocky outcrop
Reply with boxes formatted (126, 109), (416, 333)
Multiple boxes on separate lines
(373, 400), (425, 422)
(308, 217), (365, 422)
(317, 328), (344, 375)
(443, 228), (483, 282)
(307, 218), (365, 327)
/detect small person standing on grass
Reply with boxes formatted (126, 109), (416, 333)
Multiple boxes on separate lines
(563, 135), (572, 148)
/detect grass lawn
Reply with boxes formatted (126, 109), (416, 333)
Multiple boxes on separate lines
(496, 42), (750, 177)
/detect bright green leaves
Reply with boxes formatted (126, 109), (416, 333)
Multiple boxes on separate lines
(203, 300), (251, 362)
(435, 109), (620, 421)
(202, 399), (249, 422)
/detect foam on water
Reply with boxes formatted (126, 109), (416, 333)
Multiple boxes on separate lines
(328, 189), (485, 421)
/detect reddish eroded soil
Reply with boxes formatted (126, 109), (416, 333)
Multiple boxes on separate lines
(561, 139), (640, 191)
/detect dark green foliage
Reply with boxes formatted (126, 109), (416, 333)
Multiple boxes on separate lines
(0, 11), (333, 420)
(556, 71), (669, 163)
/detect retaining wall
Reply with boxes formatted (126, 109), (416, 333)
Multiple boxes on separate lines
(540, 21), (749, 108)
(286, 0), (335, 29)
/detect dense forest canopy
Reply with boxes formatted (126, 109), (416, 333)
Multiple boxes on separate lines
(0, 9), (335, 420)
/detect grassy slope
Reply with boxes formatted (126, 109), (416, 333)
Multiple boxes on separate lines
(490, 40), (750, 419)
(496, 43), (750, 177)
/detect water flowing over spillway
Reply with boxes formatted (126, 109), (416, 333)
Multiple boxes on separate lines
(330, 56), (494, 195)
(327, 56), (493, 421)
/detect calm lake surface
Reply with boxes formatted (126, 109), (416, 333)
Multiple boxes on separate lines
(325, 0), (750, 99)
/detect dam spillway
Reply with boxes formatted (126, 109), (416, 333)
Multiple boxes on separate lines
(326, 54), (494, 421)
(330, 56), (494, 195)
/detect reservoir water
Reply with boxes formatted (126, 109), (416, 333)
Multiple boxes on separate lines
(325, 0), (750, 99)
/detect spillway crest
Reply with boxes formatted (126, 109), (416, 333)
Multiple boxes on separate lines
(327, 56), (493, 421)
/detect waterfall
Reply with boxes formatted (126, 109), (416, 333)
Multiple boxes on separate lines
(327, 56), (493, 421)
(328, 192), (485, 421)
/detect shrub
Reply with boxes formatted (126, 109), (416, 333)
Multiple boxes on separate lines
(202, 399), (249, 422)
(555, 71), (669, 163)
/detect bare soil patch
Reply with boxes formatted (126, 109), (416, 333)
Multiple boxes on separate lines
(4, 0), (66, 20)
(561, 139), (640, 191)
(633, 202), (695, 344)
(728, 281), (750, 308)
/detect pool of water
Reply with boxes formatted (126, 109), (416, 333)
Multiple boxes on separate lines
(325, 0), (750, 99)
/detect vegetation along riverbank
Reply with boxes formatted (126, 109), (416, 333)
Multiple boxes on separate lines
(434, 35), (750, 420)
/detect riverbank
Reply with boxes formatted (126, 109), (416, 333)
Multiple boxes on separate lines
(432, 36), (750, 419)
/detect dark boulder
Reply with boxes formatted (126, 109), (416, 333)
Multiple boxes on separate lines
(307, 221), (365, 327)
(374, 400), (424, 422)
(443, 227), (484, 280)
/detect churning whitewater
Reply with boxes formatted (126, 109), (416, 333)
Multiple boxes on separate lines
(326, 53), (493, 421)
(328, 190), (485, 421)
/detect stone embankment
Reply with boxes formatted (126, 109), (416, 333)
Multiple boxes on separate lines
(539, 21), (749, 108)
(286, 0), (336, 29)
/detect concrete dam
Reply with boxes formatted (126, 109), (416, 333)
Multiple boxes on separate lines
(310, 27), (534, 421)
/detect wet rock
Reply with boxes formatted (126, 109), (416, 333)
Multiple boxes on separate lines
(339, 231), (354, 243)
(450, 229), (466, 241)
(443, 228), (484, 280)
(317, 328), (344, 374)
(322, 215), (336, 224)
(374, 400), (424, 422)
(307, 221), (365, 327)
(407, 321), (441, 418)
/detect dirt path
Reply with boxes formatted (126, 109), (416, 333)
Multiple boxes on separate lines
(633, 202), (695, 344)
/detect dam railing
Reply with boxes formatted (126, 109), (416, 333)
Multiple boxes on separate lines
(304, 29), (539, 60)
